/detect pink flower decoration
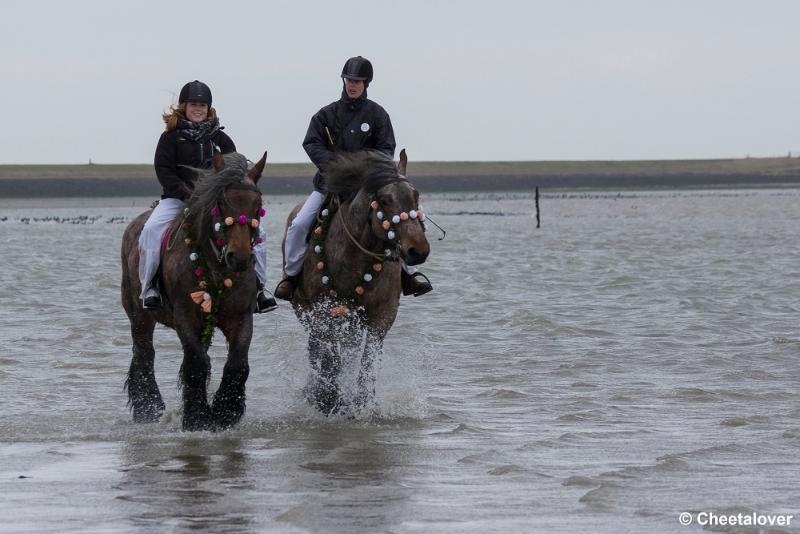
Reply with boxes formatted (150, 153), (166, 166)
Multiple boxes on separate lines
(216, 238), (225, 247)
(251, 218), (259, 228)
(225, 217), (234, 226)
(255, 237), (263, 244)
(258, 208), (266, 217)
(194, 267), (204, 277)
(210, 206), (221, 217)
(238, 215), (248, 225)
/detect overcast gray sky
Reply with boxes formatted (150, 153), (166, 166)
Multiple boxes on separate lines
(2, 0), (798, 163)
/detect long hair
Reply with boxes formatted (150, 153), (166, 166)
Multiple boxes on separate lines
(324, 151), (404, 200)
(161, 103), (219, 132)
(183, 152), (250, 245)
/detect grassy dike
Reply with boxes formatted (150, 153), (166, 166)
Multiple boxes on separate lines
(1, 157), (800, 197)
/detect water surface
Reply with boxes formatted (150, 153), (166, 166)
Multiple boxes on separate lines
(1, 189), (799, 533)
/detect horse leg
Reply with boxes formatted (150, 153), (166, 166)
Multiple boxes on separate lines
(308, 330), (341, 415)
(212, 315), (253, 429)
(124, 313), (165, 423)
(355, 330), (384, 410)
(176, 326), (213, 431)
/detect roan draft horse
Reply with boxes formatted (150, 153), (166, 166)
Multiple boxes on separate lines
(283, 150), (430, 415)
(121, 151), (267, 431)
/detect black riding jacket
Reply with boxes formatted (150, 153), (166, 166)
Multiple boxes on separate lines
(302, 89), (396, 192)
(154, 119), (236, 201)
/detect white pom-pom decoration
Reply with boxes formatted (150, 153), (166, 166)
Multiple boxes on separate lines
(385, 249), (392, 257)
(419, 212), (426, 221)
(189, 253), (199, 261)
(203, 292), (211, 301)
(321, 276), (329, 285)
(409, 210), (418, 219)
(214, 222), (221, 232)
(322, 209), (330, 217)
(377, 211), (384, 220)
(363, 273), (373, 282)
(314, 245), (322, 254)
(387, 230), (395, 240)
(392, 215), (400, 224)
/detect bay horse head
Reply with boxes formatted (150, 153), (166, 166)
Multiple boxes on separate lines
(327, 150), (430, 266)
(185, 151), (267, 273)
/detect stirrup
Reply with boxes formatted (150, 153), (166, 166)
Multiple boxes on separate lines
(274, 276), (298, 301)
(255, 290), (278, 313)
(402, 271), (433, 297)
(143, 292), (163, 310)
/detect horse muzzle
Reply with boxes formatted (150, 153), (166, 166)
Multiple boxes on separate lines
(402, 246), (429, 266)
(225, 251), (252, 273)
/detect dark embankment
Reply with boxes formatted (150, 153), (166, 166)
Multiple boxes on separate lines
(2, 157), (800, 197)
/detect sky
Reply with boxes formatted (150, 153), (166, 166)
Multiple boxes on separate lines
(1, 0), (798, 164)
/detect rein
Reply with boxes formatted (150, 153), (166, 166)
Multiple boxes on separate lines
(333, 195), (394, 262)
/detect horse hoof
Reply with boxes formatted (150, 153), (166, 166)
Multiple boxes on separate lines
(182, 409), (214, 432)
(211, 405), (245, 430)
(131, 397), (165, 423)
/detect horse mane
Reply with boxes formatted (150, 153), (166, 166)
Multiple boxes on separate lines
(324, 151), (403, 200)
(184, 152), (251, 245)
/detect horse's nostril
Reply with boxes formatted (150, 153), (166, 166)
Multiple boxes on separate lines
(406, 247), (429, 265)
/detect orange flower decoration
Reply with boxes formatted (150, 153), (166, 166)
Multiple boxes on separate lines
(355, 286), (364, 295)
(184, 238), (192, 245)
(329, 289), (337, 297)
(330, 305), (349, 317)
(198, 281), (207, 289)
(314, 226), (322, 235)
(223, 278), (233, 288)
(190, 290), (205, 304)
(400, 212), (409, 221)
(382, 220), (391, 230)
(373, 263), (382, 272)
(370, 200), (378, 209)
(225, 217), (234, 226)
(251, 219), (259, 228)
(201, 299), (212, 313)
(316, 261), (324, 271)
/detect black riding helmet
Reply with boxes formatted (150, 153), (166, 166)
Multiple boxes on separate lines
(341, 56), (373, 86)
(179, 80), (212, 106)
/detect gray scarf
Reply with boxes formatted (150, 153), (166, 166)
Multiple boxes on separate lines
(177, 116), (222, 142)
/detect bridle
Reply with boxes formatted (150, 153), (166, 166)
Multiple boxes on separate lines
(333, 177), (425, 262)
(207, 182), (264, 264)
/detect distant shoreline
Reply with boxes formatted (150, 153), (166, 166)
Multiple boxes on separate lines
(1, 157), (799, 197)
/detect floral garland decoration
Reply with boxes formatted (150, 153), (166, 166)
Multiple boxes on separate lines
(309, 197), (424, 316)
(182, 205), (265, 348)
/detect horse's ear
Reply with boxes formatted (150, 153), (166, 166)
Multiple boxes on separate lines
(248, 151), (267, 184)
(397, 148), (407, 176)
(212, 151), (225, 172)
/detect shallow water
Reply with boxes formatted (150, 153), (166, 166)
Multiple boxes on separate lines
(1, 189), (799, 533)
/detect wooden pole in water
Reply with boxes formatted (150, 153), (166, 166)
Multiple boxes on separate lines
(535, 186), (541, 228)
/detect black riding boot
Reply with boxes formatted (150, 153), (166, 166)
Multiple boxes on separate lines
(401, 271), (433, 297)
(255, 281), (278, 313)
(274, 273), (300, 301)
(142, 286), (163, 310)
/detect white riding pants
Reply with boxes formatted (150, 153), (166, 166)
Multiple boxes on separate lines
(138, 198), (267, 299)
(283, 190), (416, 277)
